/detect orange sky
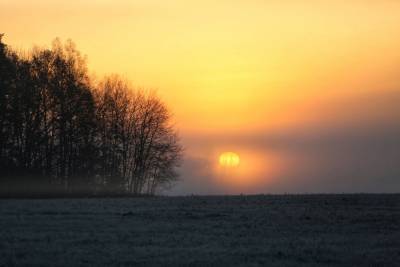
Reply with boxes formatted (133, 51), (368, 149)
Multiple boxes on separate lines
(2, 0), (400, 193)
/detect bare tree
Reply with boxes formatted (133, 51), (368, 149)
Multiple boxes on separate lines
(0, 37), (182, 196)
(95, 76), (182, 194)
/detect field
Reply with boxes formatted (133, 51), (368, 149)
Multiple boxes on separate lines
(0, 194), (399, 266)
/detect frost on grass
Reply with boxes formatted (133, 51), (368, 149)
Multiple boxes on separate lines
(0, 195), (399, 266)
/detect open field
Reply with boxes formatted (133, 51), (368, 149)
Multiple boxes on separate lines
(0, 194), (399, 266)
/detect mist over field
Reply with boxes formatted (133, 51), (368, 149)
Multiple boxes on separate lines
(3, 0), (400, 195)
(1, 1), (400, 266)
(174, 90), (400, 195)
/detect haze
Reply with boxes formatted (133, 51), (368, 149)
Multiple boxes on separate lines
(2, 0), (400, 194)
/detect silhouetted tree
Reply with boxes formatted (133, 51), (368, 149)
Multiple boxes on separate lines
(129, 92), (182, 194)
(94, 76), (131, 192)
(0, 34), (18, 181)
(0, 36), (182, 196)
(13, 39), (98, 192)
(95, 76), (182, 194)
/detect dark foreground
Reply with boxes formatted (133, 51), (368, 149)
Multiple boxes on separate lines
(0, 195), (399, 266)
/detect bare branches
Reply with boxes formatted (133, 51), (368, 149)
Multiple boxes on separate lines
(0, 37), (182, 196)
(95, 76), (182, 194)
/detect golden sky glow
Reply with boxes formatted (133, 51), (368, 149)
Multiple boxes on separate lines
(2, 0), (400, 193)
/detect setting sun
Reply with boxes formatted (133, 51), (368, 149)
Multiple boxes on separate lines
(219, 152), (240, 167)
(1, 1), (400, 265)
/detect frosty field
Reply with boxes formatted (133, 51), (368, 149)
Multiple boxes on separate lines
(0, 194), (399, 266)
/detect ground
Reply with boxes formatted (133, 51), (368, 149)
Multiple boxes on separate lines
(0, 194), (399, 266)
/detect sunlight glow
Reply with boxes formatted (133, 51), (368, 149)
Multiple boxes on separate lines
(2, 0), (400, 194)
(219, 152), (240, 167)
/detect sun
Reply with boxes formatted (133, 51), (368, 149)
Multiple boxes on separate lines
(219, 152), (240, 167)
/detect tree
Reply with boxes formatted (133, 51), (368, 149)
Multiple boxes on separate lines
(0, 36), (182, 196)
(128, 92), (182, 194)
(0, 34), (18, 181)
(27, 39), (98, 192)
(94, 76), (131, 192)
(95, 76), (182, 194)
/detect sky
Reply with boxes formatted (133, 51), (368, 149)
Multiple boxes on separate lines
(2, 0), (400, 194)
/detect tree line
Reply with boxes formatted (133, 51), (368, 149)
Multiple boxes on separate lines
(0, 35), (182, 196)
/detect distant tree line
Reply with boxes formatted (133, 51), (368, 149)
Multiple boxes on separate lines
(0, 35), (182, 196)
